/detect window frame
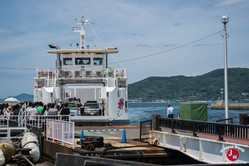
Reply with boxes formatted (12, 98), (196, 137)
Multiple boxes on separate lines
(63, 58), (73, 65)
(75, 57), (91, 65)
(93, 58), (103, 65)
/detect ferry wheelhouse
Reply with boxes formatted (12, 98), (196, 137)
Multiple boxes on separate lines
(33, 17), (129, 125)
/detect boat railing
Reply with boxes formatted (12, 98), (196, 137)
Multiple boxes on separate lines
(60, 70), (105, 79)
(46, 119), (75, 149)
(113, 68), (127, 78)
(36, 68), (127, 80)
(36, 69), (56, 79)
(153, 115), (249, 141)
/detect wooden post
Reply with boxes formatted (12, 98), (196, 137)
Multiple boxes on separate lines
(153, 115), (161, 131)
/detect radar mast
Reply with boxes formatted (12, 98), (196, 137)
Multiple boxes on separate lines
(71, 16), (90, 49)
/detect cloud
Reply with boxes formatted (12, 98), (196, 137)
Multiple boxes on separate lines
(136, 44), (151, 48)
(174, 23), (181, 26)
(130, 32), (145, 37)
(164, 44), (177, 47)
(194, 43), (211, 47)
(0, 28), (15, 34)
(194, 43), (222, 47)
(215, 0), (247, 7)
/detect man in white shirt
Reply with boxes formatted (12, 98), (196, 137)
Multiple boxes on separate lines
(167, 104), (174, 118)
(29, 104), (37, 121)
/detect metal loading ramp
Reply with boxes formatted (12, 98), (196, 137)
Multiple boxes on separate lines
(150, 130), (249, 164)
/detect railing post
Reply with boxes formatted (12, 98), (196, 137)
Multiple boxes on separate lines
(171, 119), (176, 134)
(62, 121), (64, 146)
(139, 121), (142, 141)
(153, 115), (161, 130)
(38, 116), (40, 127)
(52, 120), (54, 142)
(193, 122), (198, 137)
(218, 124), (224, 141)
(7, 128), (10, 139)
(72, 122), (75, 149)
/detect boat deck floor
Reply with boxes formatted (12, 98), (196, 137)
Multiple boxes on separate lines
(72, 126), (166, 157)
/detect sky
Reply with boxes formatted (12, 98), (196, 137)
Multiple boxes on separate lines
(0, 0), (249, 98)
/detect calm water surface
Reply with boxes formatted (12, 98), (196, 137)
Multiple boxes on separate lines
(128, 102), (249, 125)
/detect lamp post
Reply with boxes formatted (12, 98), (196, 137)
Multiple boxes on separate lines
(221, 15), (229, 122)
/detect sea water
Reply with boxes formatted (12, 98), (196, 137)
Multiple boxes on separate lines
(128, 102), (249, 125)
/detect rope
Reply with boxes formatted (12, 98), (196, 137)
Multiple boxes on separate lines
(109, 30), (222, 64)
(0, 30), (222, 70)
(0, 66), (36, 70)
(89, 24), (124, 69)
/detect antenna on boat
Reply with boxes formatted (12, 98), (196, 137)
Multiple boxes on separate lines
(71, 16), (93, 50)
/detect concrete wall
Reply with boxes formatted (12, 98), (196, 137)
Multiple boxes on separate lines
(43, 140), (73, 160)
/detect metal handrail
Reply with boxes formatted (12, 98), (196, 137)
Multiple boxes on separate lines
(154, 116), (249, 141)
(0, 127), (28, 139)
(5, 115), (71, 130)
(46, 119), (75, 148)
(216, 118), (233, 124)
(139, 120), (152, 141)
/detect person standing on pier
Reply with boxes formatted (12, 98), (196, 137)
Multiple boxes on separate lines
(167, 104), (174, 118)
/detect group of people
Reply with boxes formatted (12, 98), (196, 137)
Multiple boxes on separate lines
(0, 101), (71, 120)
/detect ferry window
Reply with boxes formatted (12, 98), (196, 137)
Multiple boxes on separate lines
(93, 58), (103, 65)
(63, 58), (73, 65)
(75, 58), (90, 65)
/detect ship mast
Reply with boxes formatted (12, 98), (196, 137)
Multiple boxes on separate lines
(72, 16), (89, 49)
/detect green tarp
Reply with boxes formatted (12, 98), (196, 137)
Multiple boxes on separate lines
(180, 103), (208, 121)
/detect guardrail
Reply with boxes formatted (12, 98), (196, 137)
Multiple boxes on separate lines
(139, 120), (152, 141)
(216, 118), (233, 124)
(6, 115), (71, 129)
(0, 117), (9, 127)
(153, 115), (249, 141)
(46, 119), (75, 148)
(0, 127), (28, 139)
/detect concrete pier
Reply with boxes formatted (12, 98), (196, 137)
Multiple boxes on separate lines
(211, 103), (249, 110)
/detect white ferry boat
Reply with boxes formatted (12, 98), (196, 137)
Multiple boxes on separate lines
(33, 17), (129, 125)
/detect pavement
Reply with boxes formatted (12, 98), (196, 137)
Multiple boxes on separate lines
(75, 125), (140, 139)
(74, 125), (152, 149)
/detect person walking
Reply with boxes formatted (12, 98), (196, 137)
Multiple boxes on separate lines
(167, 104), (174, 118)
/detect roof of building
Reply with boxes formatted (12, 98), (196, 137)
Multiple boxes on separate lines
(47, 49), (118, 54)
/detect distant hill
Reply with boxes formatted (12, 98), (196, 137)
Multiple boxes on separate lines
(14, 93), (33, 102)
(128, 68), (249, 101)
(0, 93), (33, 103)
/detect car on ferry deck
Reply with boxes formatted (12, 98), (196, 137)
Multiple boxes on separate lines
(83, 101), (100, 116)
(68, 103), (80, 116)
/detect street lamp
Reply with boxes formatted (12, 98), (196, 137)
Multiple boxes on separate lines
(221, 15), (229, 122)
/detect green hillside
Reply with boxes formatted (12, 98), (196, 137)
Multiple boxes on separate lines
(128, 68), (249, 101)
